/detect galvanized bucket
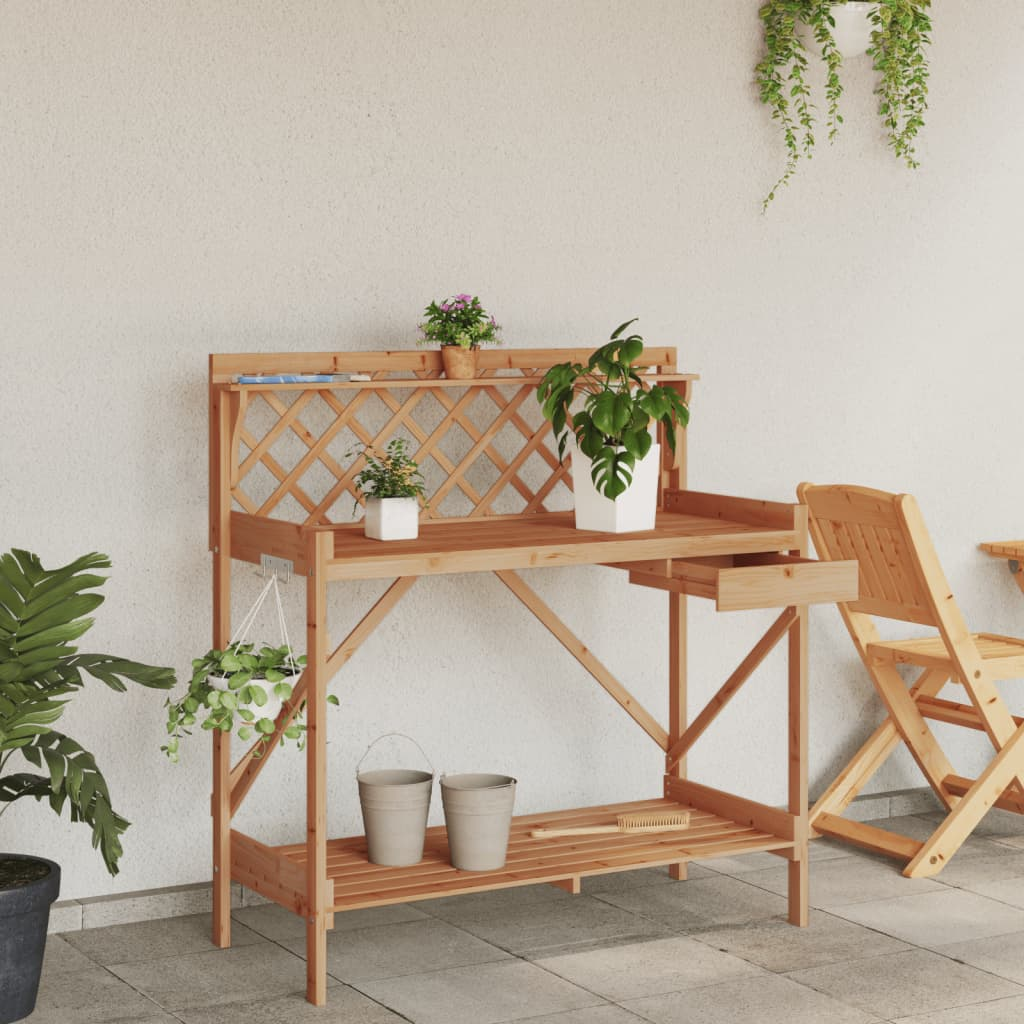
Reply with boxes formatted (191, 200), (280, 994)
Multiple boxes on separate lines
(441, 773), (517, 871)
(357, 734), (434, 867)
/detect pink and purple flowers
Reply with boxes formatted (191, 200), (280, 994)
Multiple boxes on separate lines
(418, 294), (502, 349)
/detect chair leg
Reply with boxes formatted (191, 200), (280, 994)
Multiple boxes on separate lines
(810, 670), (948, 830)
(870, 663), (959, 811)
(906, 717), (1024, 878)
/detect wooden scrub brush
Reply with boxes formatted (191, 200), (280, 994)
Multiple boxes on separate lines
(530, 809), (690, 838)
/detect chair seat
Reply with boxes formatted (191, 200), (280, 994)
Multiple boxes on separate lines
(868, 632), (1024, 678)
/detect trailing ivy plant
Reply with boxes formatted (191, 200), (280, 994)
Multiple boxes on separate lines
(0, 550), (175, 875)
(536, 319), (690, 500)
(868, 0), (931, 167)
(757, 0), (931, 209)
(162, 642), (331, 762)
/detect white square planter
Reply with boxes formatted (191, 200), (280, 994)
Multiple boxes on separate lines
(364, 496), (420, 541)
(570, 442), (660, 533)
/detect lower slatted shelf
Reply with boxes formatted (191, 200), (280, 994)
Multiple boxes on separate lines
(238, 797), (794, 914)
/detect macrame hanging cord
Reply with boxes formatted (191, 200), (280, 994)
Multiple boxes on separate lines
(228, 572), (293, 655)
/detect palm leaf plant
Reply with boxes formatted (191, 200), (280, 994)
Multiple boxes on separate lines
(536, 319), (690, 500)
(0, 549), (174, 876)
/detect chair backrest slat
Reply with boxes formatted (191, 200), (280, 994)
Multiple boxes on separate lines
(797, 484), (937, 627)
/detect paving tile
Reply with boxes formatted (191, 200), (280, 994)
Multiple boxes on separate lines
(990, 835), (1024, 851)
(832, 889), (1024, 949)
(692, 909), (911, 973)
(357, 958), (603, 1024)
(537, 935), (763, 1001)
(234, 900), (428, 941)
(510, 1007), (647, 1023)
(621, 973), (879, 1024)
(427, 893), (671, 957)
(935, 928), (1024, 985)
(30, 964), (166, 1023)
(64, 912), (264, 965)
(419, 882), (576, 923)
(280, 917), (510, 982)
(592, 873), (789, 931)
(890, 994), (1024, 1023)
(42, 933), (98, 975)
(581, 865), (715, 894)
(786, 948), (1024, 1020)
(108, 941), (315, 1010)
(176, 984), (406, 1022)
(933, 851), (1024, 890)
(740, 851), (943, 909)
(963, 876), (1024, 909)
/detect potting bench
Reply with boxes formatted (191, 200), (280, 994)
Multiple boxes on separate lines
(207, 347), (858, 1005)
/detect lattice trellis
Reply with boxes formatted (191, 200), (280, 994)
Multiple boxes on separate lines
(229, 370), (575, 525)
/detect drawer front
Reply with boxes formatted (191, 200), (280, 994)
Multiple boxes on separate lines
(716, 557), (858, 612)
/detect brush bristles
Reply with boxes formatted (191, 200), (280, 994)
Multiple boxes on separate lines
(617, 811), (690, 832)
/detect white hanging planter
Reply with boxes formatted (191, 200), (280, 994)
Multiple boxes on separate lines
(570, 442), (661, 533)
(364, 496), (419, 541)
(831, 2), (874, 58)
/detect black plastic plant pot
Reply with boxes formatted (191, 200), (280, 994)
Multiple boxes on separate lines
(0, 854), (61, 1024)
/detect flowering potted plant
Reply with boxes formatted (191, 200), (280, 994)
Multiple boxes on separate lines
(536, 319), (689, 533)
(162, 641), (310, 762)
(352, 439), (427, 541)
(417, 293), (502, 379)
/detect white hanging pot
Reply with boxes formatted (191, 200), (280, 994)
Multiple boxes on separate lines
(209, 665), (301, 724)
(831, 2), (874, 58)
(570, 441), (661, 533)
(364, 496), (419, 541)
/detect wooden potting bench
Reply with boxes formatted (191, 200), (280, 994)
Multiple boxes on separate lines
(208, 347), (858, 1005)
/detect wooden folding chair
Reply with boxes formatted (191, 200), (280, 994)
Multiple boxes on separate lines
(799, 483), (1024, 878)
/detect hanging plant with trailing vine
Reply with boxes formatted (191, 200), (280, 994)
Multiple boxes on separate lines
(756, 0), (931, 209)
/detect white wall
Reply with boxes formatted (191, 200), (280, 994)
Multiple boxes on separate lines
(2, 1), (1023, 900)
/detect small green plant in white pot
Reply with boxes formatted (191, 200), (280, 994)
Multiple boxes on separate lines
(162, 642), (307, 761)
(536, 319), (690, 533)
(352, 439), (427, 542)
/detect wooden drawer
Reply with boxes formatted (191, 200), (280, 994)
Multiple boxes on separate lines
(629, 553), (858, 611)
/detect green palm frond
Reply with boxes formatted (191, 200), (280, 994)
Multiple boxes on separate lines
(0, 549), (175, 875)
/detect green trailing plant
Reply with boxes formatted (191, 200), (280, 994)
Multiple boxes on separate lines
(536, 319), (690, 500)
(757, 0), (931, 209)
(162, 642), (332, 762)
(417, 294), (502, 349)
(0, 550), (175, 876)
(868, 0), (931, 167)
(351, 439), (428, 505)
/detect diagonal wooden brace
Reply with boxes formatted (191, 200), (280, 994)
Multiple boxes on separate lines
(665, 607), (797, 773)
(228, 576), (418, 815)
(495, 569), (668, 751)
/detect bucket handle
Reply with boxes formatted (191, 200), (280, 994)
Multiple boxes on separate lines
(357, 732), (434, 777)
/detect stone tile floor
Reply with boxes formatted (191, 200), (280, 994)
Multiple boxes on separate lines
(32, 812), (1024, 1023)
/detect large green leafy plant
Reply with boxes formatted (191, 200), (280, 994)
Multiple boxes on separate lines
(0, 550), (174, 875)
(536, 319), (690, 499)
(757, 0), (931, 209)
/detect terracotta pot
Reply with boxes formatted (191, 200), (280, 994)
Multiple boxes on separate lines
(441, 346), (478, 380)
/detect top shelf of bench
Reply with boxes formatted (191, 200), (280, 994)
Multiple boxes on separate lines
(223, 372), (700, 393)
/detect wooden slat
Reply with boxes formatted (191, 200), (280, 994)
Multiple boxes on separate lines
(815, 813), (924, 861)
(943, 774), (1024, 815)
(210, 347), (683, 382)
(495, 569), (669, 751)
(665, 776), (797, 841)
(664, 489), (798, 530)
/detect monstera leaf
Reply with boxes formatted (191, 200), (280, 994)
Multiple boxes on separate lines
(0, 549), (174, 875)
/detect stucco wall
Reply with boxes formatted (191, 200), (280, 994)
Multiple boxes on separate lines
(2, 1), (1023, 900)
